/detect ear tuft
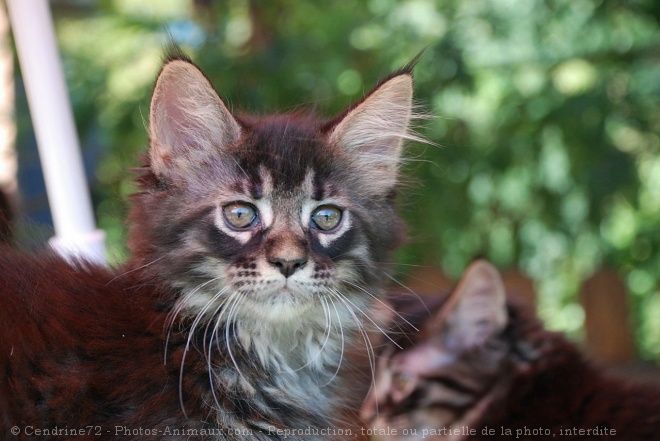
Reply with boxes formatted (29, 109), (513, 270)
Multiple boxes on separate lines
(328, 73), (418, 194)
(149, 59), (241, 183)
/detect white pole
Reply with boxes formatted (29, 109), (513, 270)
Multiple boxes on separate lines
(0, 2), (17, 204)
(6, 0), (105, 263)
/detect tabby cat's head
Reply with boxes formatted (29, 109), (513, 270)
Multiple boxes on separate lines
(128, 52), (417, 325)
(361, 260), (512, 438)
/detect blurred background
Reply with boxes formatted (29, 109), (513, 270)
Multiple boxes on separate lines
(2, 0), (659, 368)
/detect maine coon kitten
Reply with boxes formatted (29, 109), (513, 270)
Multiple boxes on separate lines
(361, 260), (660, 440)
(0, 49), (418, 440)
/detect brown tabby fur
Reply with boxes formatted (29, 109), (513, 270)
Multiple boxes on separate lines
(362, 261), (660, 440)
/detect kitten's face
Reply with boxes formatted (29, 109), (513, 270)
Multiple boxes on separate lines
(155, 116), (394, 322)
(129, 56), (415, 324)
(201, 157), (356, 322)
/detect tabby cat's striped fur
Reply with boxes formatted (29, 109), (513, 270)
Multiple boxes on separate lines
(362, 260), (660, 440)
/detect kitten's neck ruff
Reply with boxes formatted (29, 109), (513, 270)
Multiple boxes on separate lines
(228, 295), (364, 374)
(172, 282), (374, 421)
(174, 281), (369, 364)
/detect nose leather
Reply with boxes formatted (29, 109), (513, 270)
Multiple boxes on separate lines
(268, 257), (307, 278)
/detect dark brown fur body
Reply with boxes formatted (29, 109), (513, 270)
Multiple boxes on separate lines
(478, 302), (660, 440)
(0, 250), (235, 440)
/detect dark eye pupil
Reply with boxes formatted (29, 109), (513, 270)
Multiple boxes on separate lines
(312, 206), (341, 231)
(319, 212), (332, 222)
(233, 208), (250, 219)
(223, 203), (257, 228)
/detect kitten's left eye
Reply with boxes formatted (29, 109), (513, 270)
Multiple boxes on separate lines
(311, 206), (342, 231)
(393, 371), (413, 390)
(223, 202), (258, 229)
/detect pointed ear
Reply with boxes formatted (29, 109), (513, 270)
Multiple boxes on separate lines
(327, 73), (414, 194)
(149, 59), (241, 182)
(428, 260), (508, 351)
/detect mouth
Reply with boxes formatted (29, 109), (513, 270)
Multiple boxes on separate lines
(277, 285), (294, 299)
(271, 277), (303, 296)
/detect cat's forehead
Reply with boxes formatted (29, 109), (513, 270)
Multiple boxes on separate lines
(233, 114), (337, 192)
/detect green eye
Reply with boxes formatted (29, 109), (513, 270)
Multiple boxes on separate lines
(223, 203), (258, 229)
(311, 206), (342, 231)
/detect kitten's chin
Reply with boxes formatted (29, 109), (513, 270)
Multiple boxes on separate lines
(229, 276), (334, 320)
(178, 274), (338, 324)
(241, 287), (319, 323)
(250, 300), (315, 323)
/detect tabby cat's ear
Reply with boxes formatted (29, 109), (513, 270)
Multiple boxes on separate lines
(149, 59), (241, 183)
(327, 72), (414, 194)
(432, 260), (508, 351)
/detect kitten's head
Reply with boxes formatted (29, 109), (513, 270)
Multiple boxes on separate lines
(128, 52), (417, 325)
(361, 260), (512, 438)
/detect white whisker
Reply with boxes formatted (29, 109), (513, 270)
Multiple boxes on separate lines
(164, 276), (222, 363)
(326, 288), (377, 395)
(331, 288), (402, 350)
(104, 256), (165, 286)
(203, 288), (234, 411)
(320, 294), (344, 386)
(224, 292), (251, 387)
(293, 293), (333, 372)
(342, 279), (419, 332)
(171, 279), (226, 417)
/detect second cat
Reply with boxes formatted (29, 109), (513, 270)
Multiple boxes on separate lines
(361, 260), (660, 440)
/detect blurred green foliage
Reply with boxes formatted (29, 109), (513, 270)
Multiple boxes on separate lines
(46, 0), (660, 362)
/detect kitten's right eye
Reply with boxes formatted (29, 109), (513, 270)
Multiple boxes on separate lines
(223, 203), (258, 229)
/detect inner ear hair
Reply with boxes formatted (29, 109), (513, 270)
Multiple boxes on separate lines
(148, 58), (241, 182)
(427, 260), (508, 350)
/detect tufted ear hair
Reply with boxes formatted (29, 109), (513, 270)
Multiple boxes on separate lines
(327, 72), (416, 195)
(148, 58), (241, 184)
